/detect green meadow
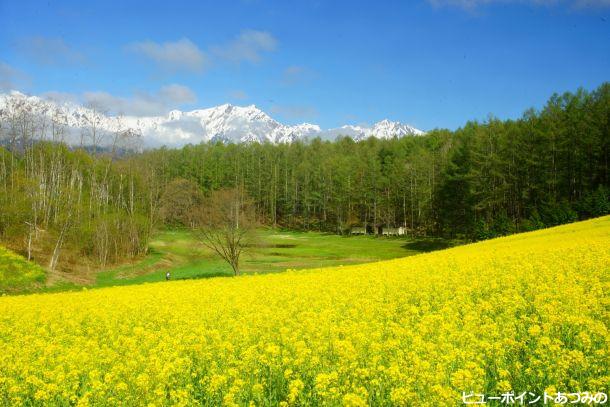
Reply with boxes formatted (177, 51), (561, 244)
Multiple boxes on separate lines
(95, 229), (454, 288)
(2, 229), (456, 295)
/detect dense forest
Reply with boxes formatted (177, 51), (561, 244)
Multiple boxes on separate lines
(0, 83), (608, 271)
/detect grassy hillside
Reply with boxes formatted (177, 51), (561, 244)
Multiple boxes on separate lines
(4, 228), (452, 293)
(96, 229), (449, 287)
(0, 246), (45, 294)
(0, 217), (608, 405)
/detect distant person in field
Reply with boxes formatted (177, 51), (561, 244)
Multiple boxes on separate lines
(166, 272), (170, 281)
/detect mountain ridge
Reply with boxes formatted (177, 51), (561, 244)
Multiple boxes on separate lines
(0, 91), (425, 147)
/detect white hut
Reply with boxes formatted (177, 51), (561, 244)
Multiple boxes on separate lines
(381, 226), (406, 236)
(350, 226), (367, 235)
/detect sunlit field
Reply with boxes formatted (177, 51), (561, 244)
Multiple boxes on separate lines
(0, 246), (45, 294)
(1, 229), (449, 295)
(95, 229), (452, 287)
(0, 217), (608, 406)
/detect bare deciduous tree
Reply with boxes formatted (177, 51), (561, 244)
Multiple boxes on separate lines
(82, 101), (106, 153)
(196, 188), (254, 276)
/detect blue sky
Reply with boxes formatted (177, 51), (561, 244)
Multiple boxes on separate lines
(1, 0), (609, 131)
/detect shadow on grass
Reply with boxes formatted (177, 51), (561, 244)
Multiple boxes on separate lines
(245, 243), (297, 249)
(174, 271), (233, 280)
(402, 238), (455, 252)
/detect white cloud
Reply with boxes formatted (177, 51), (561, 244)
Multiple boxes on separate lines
(17, 37), (85, 66)
(82, 84), (198, 116)
(427, 0), (610, 9)
(126, 30), (277, 74)
(573, 0), (610, 7)
(0, 61), (29, 91)
(41, 91), (80, 104)
(127, 38), (207, 73)
(270, 104), (318, 120)
(228, 90), (249, 100)
(158, 84), (197, 104)
(282, 65), (314, 86)
(213, 30), (277, 64)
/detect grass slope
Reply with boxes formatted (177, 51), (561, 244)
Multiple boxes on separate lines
(0, 217), (607, 405)
(0, 246), (46, 294)
(95, 229), (451, 288)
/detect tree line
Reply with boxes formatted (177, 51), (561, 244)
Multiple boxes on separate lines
(145, 83), (609, 239)
(0, 83), (608, 271)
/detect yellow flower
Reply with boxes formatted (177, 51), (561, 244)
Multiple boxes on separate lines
(0, 216), (607, 405)
(528, 325), (541, 336)
(343, 393), (367, 407)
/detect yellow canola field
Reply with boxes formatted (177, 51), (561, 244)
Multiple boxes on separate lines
(0, 217), (609, 406)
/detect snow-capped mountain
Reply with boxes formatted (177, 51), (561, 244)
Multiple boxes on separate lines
(0, 91), (424, 148)
(365, 119), (425, 139)
(321, 120), (424, 141)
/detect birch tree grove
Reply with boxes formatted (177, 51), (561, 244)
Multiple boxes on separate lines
(0, 100), (153, 271)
